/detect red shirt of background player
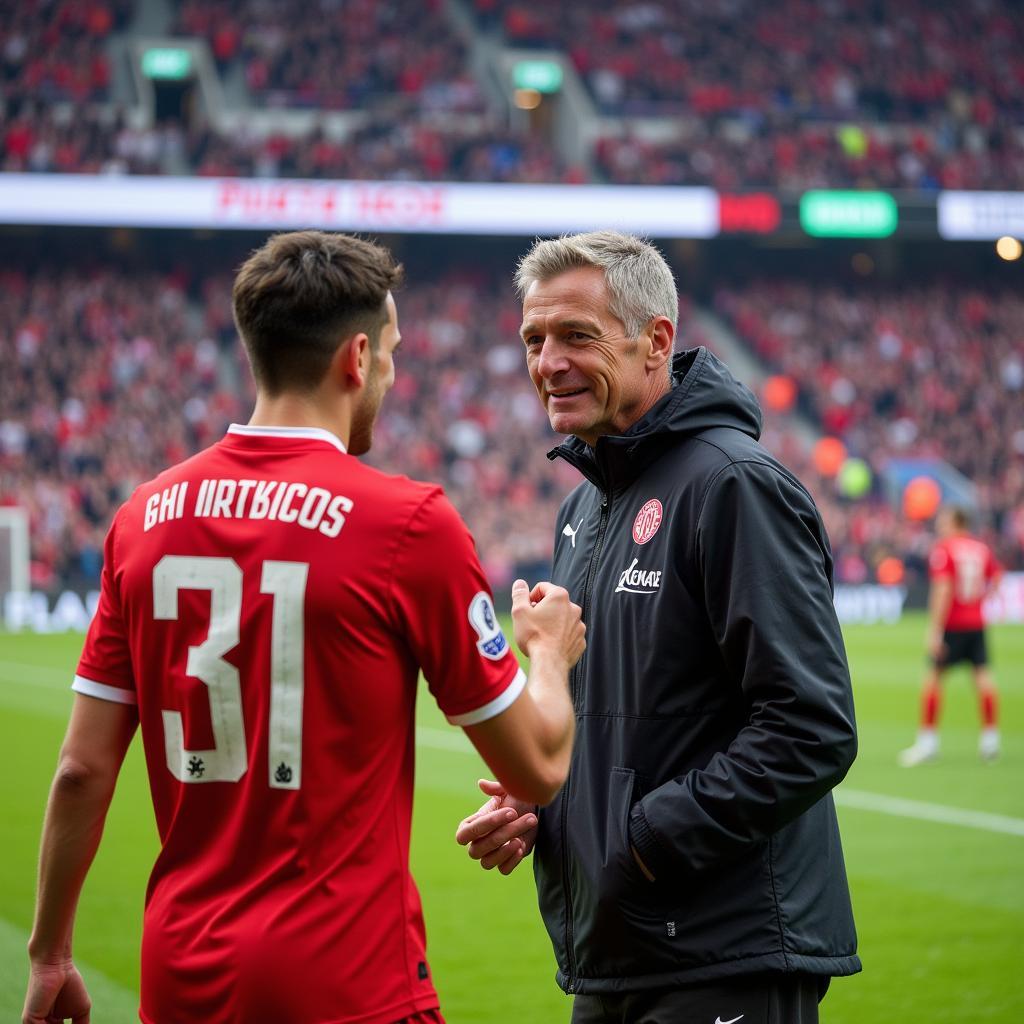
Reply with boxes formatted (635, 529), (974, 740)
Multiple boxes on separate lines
(928, 531), (1001, 632)
(74, 425), (525, 1024)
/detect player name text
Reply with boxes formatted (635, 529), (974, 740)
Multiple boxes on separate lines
(144, 479), (354, 537)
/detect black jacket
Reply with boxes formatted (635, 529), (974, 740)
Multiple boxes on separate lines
(535, 347), (860, 994)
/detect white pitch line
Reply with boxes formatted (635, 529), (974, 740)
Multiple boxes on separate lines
(834, 788), (1024, 837)
(414, 727), (1024, 839)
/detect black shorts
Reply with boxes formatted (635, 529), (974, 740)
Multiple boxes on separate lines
(571, 974), (829, 1024)
(935, 629), (988, 668)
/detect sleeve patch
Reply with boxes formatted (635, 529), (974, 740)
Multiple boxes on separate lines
(467, 591), (509, 661)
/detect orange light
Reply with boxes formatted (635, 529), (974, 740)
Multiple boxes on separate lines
(903, 476), (941, 521)
(762, 375), (797, 413)
(876, 557), (905, 585)
(812, 437), (847, 477)
(513, 88), (542, 110)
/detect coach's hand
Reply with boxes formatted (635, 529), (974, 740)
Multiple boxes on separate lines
(456, 779), (539, 875)
(23, 958), (91, 1024)
(510, 579), (585, 668)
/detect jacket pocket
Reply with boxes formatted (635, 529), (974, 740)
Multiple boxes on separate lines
(572, 767), (679, 977)
(603, 767), (646, 899)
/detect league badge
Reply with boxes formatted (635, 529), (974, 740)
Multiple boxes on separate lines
(468, 591), (509, 660)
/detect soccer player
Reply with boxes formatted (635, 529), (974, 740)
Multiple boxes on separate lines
(899, 505), (1002, 766)
(22, 231), (584, 1024)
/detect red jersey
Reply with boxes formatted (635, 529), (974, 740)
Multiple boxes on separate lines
(73, 425), (524, 1024)
(928, 533), (1001, 631)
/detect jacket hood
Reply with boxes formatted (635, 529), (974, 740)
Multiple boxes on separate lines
(549, 347), (763, 490)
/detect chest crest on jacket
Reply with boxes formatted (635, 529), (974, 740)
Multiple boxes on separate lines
(613, 497), (667, 596)
(632, 498), (663, 545)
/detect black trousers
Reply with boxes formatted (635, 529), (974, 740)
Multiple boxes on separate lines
(571, 974), (829, 1024)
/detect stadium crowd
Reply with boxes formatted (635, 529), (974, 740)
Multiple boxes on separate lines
(175, 0), (484, 113)
(594, 121), (1024, 192)
(0, 265), (581, 593)
(3, 260), (1021, 595)
(0, 267), (234, 591)
(3, 0), (1023, 189)
(718, 282), (1024, 579)
(1, 0), (132, 106)
(475, 0), (1024, 120)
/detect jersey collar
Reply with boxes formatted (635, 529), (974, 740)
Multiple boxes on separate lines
(226, 423), (348, 454)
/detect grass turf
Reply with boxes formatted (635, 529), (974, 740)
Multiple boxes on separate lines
(1, 614), (1021, 1022)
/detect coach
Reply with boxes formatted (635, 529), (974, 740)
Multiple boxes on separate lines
(458, 230), (860, 1023)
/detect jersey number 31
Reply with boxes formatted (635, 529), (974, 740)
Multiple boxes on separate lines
(153, 555), (308, 790)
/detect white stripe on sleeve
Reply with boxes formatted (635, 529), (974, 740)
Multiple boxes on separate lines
(72, 674), (138, 705)
(446, 668), (527, 727)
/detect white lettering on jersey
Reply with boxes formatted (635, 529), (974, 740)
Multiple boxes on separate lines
(318, 494), (353, 538)
(144, 482), (190, 532)
(211, 478), (238, 518)
(614, 557), (662, 595)
(277, 482), (308, 524)
(249, 480), (278, 518)
(195, 478), (215, 517)
(467, 591), (509, 661)
(297, 487), (330, 529)
(234, 479), (259, 516)
(142, 478), (357, 537)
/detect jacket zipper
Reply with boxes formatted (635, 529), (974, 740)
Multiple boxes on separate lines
(561, 488), (612, 993)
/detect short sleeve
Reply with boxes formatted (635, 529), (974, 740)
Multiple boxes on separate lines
(986, 546), (1002, 581)
(929, 543), (952, 579)
(389, 490), (523, 725)
(73, 509), (137, 705)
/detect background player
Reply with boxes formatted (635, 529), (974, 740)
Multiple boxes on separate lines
(22, 230), (584, 1024)
(899, 506), (1002, 766)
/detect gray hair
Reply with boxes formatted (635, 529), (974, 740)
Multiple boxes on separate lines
(514, 230), (679, 338)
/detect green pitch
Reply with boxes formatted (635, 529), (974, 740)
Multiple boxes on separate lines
(1, 615), (1022, 1022)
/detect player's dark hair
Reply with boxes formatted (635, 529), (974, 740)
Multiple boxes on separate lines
(232, 231), (403, 394)
(947, 506), (971, 529)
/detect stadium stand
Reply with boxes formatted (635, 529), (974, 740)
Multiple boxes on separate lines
(717, 282), (1024, 578)
(472, 0), (1024, 120)
(1, 0), (133, 105)
(0, 267), (235, 590)
(2, 2), (1022, 592)
(593, 122), (1024, 191)
(3, 0), (1023, 187)
(0, 264), (578, 592)
(3, 253), (1020, 595)
(174, 0), (485, 112)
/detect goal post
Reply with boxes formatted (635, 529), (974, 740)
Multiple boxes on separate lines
(0, 506), (30, 607)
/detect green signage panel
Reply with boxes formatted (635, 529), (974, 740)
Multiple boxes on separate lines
(141, 48), (193, 80)
(800, 191), (898, 238)
(513, 60), (563, 94)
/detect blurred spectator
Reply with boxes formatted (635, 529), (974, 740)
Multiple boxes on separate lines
(0, 267), (236, 590)
(716, 281), (1024, 578)
(474, 0), (1024, 123)
(175, 0), (486, 114)
(1, 0), (132, 107)
(4, 0), (1023, 188)
(2, 261), (1020, 594)
(594, 119), (1024, 191)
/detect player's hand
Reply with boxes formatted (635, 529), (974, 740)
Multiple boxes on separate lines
(23, 958), (91, 1024)
(927, 630), (945, 661)
(510, 579), (585, 667)
(455, 779), (539, 875)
